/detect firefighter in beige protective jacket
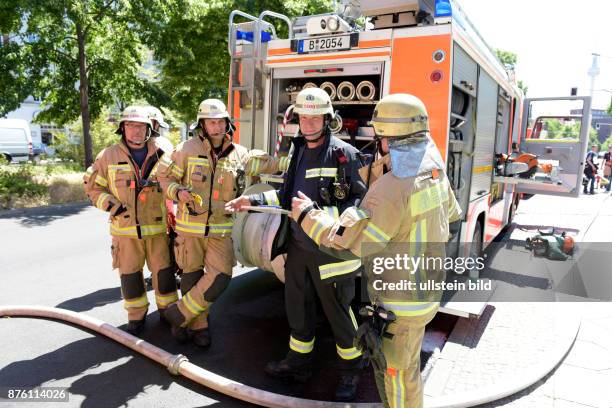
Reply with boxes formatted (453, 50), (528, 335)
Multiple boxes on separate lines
(292, 94), (462, 408)
(83, 106), (178, 336)
(157, 99), (265, 347)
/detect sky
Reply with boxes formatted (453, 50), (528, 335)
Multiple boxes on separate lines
(456, 0), (612, 110)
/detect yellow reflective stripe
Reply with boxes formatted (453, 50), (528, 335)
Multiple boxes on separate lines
(410, 182), (449, 217)
(279, 156), (290, 171)
(382, 301), (438, 317)
(319, 259), (361, 280)
(289, 336), (315, 354)
(167, 182), (180, 200)
(305, 167), (337, 179)
(323, 206), (339, 220)
(209, 222), (233, 233)
(349, 307), (358, 330)
(109, 164), (131, 171)
(96, 193), (112, 210)
(95, 175), (108, 187)
(336, 344), (362, 360)
(307, 218), (334, 245)
(175, 221), (206, 235)
(260, 174), (285, 184)
(156, 292), (178, 307)
(392, 368), (406, 408)
(247, 157), (261, 175)
(124, 294), (149, 309)
(171, 166), (183, 178)
(110, 224), (166, 237)
(473, 165), (493, 174)
(363, 221), (391, 243)
(187, 157), (209, 166)
(182, 291), (206, 315)
(263, 190), (280, 206)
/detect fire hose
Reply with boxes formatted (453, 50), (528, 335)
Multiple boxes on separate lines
(356, 81), (375, 102)
(337, 81), (356, 101)
(319, 81), (337, 101)
(0, 305), (380, 408)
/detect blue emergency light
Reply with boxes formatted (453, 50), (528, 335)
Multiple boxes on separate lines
(434, 0), (452, 17)
(236, 30), (272, 43)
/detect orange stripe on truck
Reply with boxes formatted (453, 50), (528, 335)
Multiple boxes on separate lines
(269, 51), (390, 64)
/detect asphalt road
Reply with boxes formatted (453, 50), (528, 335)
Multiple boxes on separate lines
(0, 203), (391, 407)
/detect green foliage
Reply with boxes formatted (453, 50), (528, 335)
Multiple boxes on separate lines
(517, 80), (528, 96)
(495, 48), (528, 95)
(601, 134), (612, 152)
(495, 49), (517, 70)
(140, 0), (334, 123)
(543, 119), (582, 140)
(53, 108), (118, 165)
(0, 165), (48, 207)
(607, 96), (612, 115)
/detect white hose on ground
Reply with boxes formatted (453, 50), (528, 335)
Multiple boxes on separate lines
(0, 305), (380, 408)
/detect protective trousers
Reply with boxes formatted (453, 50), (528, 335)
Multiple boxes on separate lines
(172, 235), (234, 330)
(373, 306), (438, 408)
(111, 234), (177, 321)
(285, 242), (362, 371)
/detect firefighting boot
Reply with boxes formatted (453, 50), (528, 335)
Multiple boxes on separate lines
(264, 351), (312, 382)
(334, 373), (360, 402)
(164, 303), (189, 344)
(126, 314), (147, 336)
(190, 328), (211, 348)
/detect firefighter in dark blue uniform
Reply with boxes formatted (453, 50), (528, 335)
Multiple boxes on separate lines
(227, 87), (367, 401)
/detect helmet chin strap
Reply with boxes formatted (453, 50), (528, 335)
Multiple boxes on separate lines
(125, 127), (151, 147)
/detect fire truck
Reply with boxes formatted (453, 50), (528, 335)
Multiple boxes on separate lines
(227, 0), (592, 317)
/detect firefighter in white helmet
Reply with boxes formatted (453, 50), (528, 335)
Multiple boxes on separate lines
(157, 98), (259, 347)
(147, 106), (174, 154)
(83, 105), (178, 336)
(291, 94), (462, 408)
(226, 87), (368, 401)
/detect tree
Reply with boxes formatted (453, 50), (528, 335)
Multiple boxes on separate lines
(140, 0), (334, 123)
(607, 95), (612, 115)
(0, 1), (166, 167)
(495, 48), (528, 95)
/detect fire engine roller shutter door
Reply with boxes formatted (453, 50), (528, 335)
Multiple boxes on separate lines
(469, 68), (497, 202)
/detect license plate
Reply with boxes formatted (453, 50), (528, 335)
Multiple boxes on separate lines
(298, 35), (351, 54)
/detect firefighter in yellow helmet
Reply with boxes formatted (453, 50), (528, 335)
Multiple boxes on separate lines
(291, 94), (462, 408)
(156, 98), (255, 347)
(83, 105), (178, 336)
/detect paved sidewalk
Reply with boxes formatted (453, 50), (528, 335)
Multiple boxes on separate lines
(424, 192), (612, 408)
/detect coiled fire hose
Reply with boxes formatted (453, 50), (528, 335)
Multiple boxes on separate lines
(337, 81), (356, 101)
(319, 81), (337, 101)
(0, 305), (380, 408)
(356, 81), (376, 102)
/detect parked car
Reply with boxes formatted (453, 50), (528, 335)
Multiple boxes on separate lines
(0, 119), (33, 163)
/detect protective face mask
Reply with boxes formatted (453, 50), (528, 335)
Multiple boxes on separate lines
(388, 135), (444, 179)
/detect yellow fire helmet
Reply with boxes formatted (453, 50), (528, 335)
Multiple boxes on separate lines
(370, 93), (429, 138)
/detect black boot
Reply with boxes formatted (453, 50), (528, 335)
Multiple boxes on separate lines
(126, 315), (147, 336)
(264, 352), (312, 382)
(190, 328), (211, 348)
(334, 373), (360, 402)
(164, 303), (189, 343)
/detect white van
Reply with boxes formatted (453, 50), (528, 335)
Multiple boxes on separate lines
(0, 119), (34, 163)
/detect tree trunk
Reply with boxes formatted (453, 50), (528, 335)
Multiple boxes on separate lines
(76, 23), (93, 168)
